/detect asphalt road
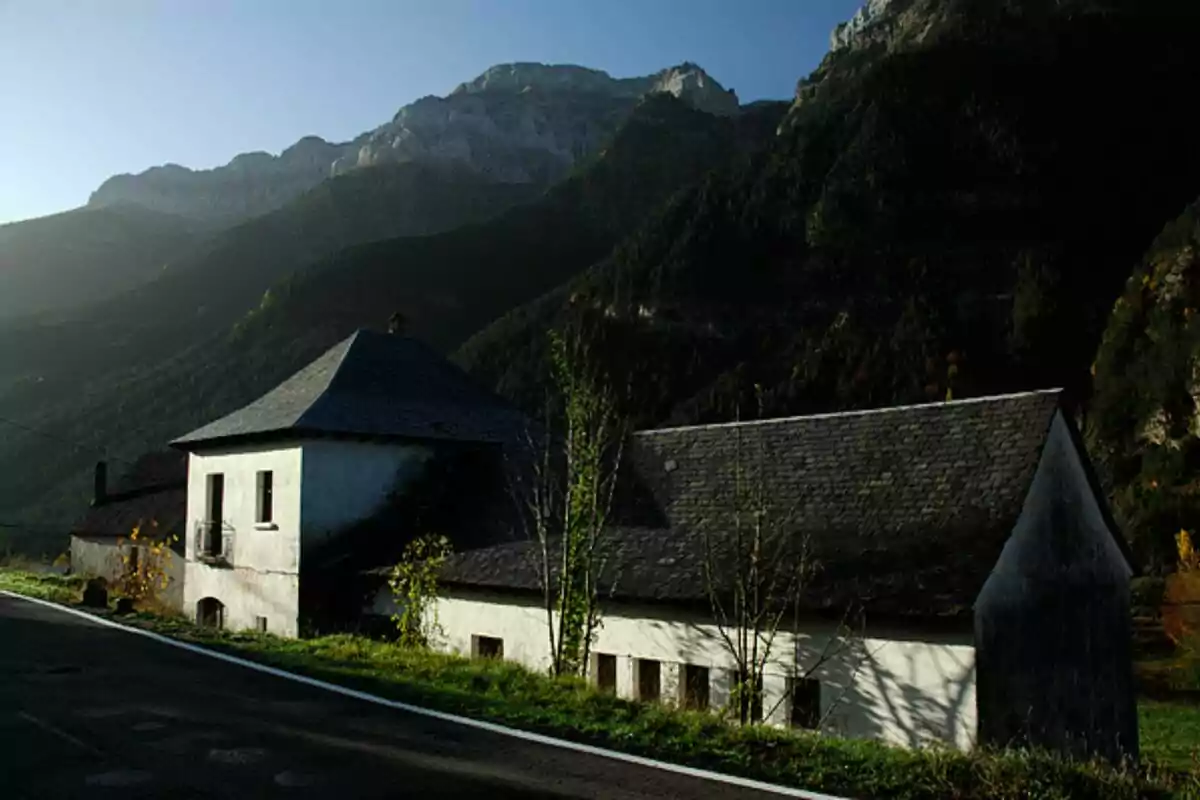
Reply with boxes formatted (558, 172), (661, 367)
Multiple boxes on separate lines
(0, 594), (795, 800)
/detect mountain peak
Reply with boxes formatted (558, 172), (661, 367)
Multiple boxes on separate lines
(88, 60), (740, 222)
(448, 61), (737, 114)
(450, 63), (618, 95)
(830, 0), (900, 51)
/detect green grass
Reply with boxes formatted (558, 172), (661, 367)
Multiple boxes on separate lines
(1142, 701), (1200, 773)
(0, 567), (85, 604)
(1, 567), (1196, 799)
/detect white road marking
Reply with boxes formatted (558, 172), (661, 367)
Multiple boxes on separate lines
(274, 770), (316, 787)
(0, 590), (852, 800)
(16, 710), (103, 756)
(84, 769), (152, 787)
(207, 746), (267, 765)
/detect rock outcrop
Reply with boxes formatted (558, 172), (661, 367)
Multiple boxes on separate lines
(829, 0), (899, 51)
(88, 62), (738, 224)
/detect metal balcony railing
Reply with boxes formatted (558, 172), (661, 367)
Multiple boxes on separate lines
(193, 519), (234, 565)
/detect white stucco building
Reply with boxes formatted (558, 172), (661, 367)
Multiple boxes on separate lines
(69, 451), (188, 612)
(171, 329), (527, 638)
(371, 390), (1138, 762)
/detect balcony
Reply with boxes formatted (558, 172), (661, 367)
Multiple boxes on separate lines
(193, 519), (234, 566)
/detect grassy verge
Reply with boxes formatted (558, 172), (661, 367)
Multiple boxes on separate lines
(0, 568), (85, 604)
(1142, 701), (1200, 773)
(1, 568), (1195, 800)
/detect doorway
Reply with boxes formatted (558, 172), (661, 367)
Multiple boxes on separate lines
(196, 597), (225, 629)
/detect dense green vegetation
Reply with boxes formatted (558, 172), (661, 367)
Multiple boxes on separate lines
(0, 97), (785, 543)
(0, 204), (205, 320)
(0, 568), (1192, 799)
(1089, 200), (1200, 569)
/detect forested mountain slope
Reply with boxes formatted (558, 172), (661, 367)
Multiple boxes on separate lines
(0, 205), (205, 320)
(0, 160), (539, 400)
(0, 97), (784, 548)
(456, 0), (1200, 567)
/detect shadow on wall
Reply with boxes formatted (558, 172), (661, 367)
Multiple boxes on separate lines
(228, 567), (297, 631)
(300, 445), (511, 634)
(663, 615), (976, 749)
(815, 636), (976, 749)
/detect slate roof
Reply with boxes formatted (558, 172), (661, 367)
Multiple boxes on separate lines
(172, 330), (529, 449)
(71, 450), (188, 550)
(438, 390), (1077, 620)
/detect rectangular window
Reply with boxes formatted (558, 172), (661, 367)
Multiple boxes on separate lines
(594, 653), (617, 694)
(472, 635), (503, 660)
(203, 473), (225, 557)
(127, 544), (140, 573)
(254, 616), (268, 634)
(256, 470), (274, 524)
(790, 676), (822, 729)
(682, 664), (710, 710)
(636, 658), (661, 702)
(205, 473), (225, 524)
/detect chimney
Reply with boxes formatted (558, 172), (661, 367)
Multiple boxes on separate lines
(92, 461), (107, 507)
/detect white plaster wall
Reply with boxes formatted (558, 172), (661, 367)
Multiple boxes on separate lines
(183, 438), (430, 638)
(808, 630), (977, 750)
(401, 589), (977, 751)
(70, 537), (127, 583)
(184, 446), (304, 569)
(184, 445), (304, 636)
(70, 537), (186, 612)
(185, 565), (301, 637)
(298, 440), (433, 548)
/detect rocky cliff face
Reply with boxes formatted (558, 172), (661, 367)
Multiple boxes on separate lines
(89, 136), (360, 225)
(785, 0), (1124, 130)
(88, 62), (739, 223)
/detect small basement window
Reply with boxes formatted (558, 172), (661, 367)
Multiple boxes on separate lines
(256, 470), (274, 524)
(594, 653), (617, 694)
(635, 658), (661, 702)
(681, 664), (710, 710)
(472, 635), (503, 660)
(254, 616), (268, 634)
(790, 676), (822, 729)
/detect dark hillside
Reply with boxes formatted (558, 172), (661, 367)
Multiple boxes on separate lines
(457, 2), (1200, 451)
(0, 160), (539, 392)
(0, 205), (205, 320)
(0, 97), (786, 545)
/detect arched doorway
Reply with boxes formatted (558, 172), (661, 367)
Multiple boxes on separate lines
(196, 597), (225, 629)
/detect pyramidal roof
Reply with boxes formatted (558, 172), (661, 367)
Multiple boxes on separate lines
(172, 330), (528, 449)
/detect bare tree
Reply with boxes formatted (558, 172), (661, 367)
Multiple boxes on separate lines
(508, 326), (625, 677)
(700, 391), (865, 727)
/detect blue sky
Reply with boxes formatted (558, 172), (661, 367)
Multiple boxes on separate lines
(0, 0), (863, 224)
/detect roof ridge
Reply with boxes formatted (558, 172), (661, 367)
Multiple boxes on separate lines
(294, 330), (366, 427)
(634, 388), (1064, 437)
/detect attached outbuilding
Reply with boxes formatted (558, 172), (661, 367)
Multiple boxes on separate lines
(69, 450), (188, 611)
(405, 389), (1137, 761)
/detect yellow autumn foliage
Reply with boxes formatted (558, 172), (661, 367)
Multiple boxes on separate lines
(1177, 528), (1200, 572)
(115, 519), (177, 605)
